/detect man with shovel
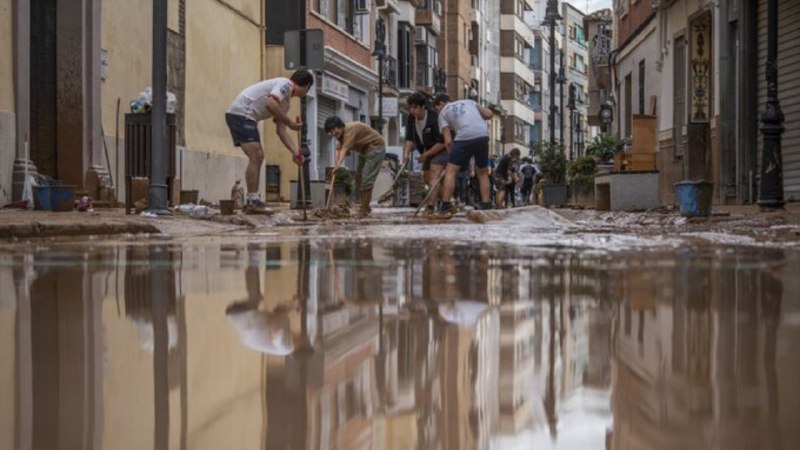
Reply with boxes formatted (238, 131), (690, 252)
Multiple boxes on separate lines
(225, 69), (313, 213)
(403, 92), (447, 214)
(433, 93), (495, 218)
(324, 117), (386, 218)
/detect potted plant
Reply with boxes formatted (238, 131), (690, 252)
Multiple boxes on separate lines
(567, 155), (598, 208)
(534, 141), (568, 207)
(586, 134), (619, 175)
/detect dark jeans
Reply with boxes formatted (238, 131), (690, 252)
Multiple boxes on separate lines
(521, 179), (534, 204)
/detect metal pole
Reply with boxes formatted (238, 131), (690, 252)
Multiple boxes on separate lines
(549, 22), (556, 145)
(558, 52), (565, 146)
(758, 0), (785, 211)
(148, 0), (169, 213)
(378, 53), (384, 133)
(298, 2), (310, 207)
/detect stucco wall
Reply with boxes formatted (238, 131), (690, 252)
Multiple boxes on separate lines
(0, 0), (13, 113)
(615, 23), (660, 137)
(183, 0), (262, 201)
(0, 0), (15, 206)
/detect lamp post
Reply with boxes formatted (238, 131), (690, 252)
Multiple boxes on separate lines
(373, 19), (387, 134)
(556, 50), (567, 148)
(147, 0), (170, 214)
(541, 0), (561, 146)
(758, 0), (785, 210)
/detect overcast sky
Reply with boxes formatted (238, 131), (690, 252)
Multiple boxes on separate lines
(571, 0), (613, 14)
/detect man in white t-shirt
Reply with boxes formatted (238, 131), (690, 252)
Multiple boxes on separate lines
(433, 93), (494, 218)
(225, 69), (313, 212)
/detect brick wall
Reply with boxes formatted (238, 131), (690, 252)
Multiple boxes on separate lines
(307, 13), (372, 68)
(616, 0), (654, 49)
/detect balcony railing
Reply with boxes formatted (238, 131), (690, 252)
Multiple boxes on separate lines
(382, 55), (397, 88)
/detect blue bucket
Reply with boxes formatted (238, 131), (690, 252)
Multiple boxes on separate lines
(33, 186), (53, 211)
(674, 181), (713, 217)
(50, 185), (76, 212)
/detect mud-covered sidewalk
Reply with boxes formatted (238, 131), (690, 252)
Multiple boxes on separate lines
(1, 202), (799, 246)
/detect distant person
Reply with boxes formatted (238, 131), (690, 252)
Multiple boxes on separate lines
(433, 93), (495, 217)
(494, 148), (521, 208)
(403, 92), (447, 214)
(325, 117), (387, 218)
(519, 158), (537, 205)
(225, 69), (313, 213)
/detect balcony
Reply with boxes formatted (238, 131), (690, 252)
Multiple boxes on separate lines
(501, 57), (535, 86)
(500, 15), (534, 48)
(416, 10), (441, 35)
(382, 55), (398, 90)
(375, 0), (401, 13)
(500, 99), (536, 125)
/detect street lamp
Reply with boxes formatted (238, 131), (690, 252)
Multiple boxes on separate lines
(758, 0), (785, 210)
(541, 0), (562, 146)
(556, 50), (567, 147)
(373, 18), (387, 134)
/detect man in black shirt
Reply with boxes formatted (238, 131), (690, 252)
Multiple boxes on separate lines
(403, 92), (447, 213)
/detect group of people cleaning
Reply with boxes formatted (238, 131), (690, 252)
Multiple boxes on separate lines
(224, 69), (537, 219)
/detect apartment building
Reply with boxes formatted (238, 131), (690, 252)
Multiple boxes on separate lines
(499, 0), (537, 156)
(560, 2), (589, 159)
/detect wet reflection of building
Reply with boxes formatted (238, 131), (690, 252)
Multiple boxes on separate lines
(610, 250), (800, 450)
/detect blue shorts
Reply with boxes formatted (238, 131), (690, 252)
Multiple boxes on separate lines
(449, 137), (490, 169)
(225, 113), (260, 146)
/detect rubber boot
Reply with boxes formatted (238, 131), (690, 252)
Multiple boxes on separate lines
(358, 188), (372, 218)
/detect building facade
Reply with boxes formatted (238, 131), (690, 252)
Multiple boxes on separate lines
(560, 2), (590, 159)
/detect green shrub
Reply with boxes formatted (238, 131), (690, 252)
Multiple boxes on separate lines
(535, 141), (567, 185)
(567, 155), (598, 186)
(586, 134), (620, 163)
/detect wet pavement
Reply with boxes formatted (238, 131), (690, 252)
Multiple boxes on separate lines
(2, 232), (800, 450)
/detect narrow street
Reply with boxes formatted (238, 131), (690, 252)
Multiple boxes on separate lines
(1, 207), (799, 449)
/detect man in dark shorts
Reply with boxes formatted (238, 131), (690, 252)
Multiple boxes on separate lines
(518, 157), (537, 205)
(325, 117), (387, 218)
(433, 93), (495, 217)
(494, 148), (521, 208)
(225, 69), (313, 212)
(402, 92), (447, 213)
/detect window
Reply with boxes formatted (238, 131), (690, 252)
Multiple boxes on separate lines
(397, 23), (413, 89)
(639, 59), (645, 114)
(569, 25), (576, 41)
(312, 0), (365, 41)
(624, 73), (632, 137)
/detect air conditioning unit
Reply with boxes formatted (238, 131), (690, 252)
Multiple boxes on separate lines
(415, 26), (428, 44)
(354, 0), (370, 14)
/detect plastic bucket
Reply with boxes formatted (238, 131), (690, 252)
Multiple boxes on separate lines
(51, 185), (76, 212)
(674, 181), (713, 217)
(33, 186), (53, 211)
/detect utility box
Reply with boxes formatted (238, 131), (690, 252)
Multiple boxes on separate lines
(124, 113), (177, 214)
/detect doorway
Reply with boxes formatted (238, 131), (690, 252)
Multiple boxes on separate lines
(29, 0), (58, 179)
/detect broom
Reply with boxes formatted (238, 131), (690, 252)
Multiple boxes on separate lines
(377, 159), (409, 204)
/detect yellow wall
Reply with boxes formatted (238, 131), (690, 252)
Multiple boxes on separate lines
(0, 305), (14, 450)
(184, 0), (261, 158)
(0, 0), (14, 112)
(100, 0), (153, 136)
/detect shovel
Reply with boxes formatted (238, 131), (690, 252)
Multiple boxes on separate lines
(378, 159), (409, 204)
(412, 169), (446, 217)
(296, 118), (307, 222)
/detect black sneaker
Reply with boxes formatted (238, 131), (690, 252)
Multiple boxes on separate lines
(433, 202), (453, 219)
(477, 202), (493, 210)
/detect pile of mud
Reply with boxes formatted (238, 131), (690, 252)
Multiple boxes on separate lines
(313, 206), (352, 220)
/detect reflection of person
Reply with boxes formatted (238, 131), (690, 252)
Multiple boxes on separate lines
(225, 250), (309, 355)
(433, 93), (495, 217)
(325, 117), (387, 218)
(225, 70), (313, 213)
(403, 92), (447, 214)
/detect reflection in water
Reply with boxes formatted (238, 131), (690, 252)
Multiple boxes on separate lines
(0, 242), (799, 449)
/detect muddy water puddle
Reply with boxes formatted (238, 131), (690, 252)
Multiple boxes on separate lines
(1, 239), (799, 449)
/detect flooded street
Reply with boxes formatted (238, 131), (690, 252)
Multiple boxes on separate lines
(1, 236), (800, 450)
